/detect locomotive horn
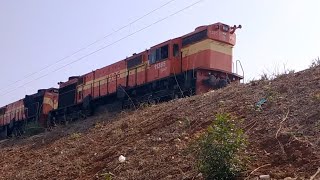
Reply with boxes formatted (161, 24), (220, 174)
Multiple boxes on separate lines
(230, 24), (242, 34)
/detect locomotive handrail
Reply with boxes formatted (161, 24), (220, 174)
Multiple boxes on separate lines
(236, 60), (244, 83)
(172, 66), (184, 98)
(232, 62), (235, 74)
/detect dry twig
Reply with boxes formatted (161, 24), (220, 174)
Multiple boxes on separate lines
(275, 109), (290, 155)
(310, 167), (320, 180)
(276, 109), (290, 138)
(245, 121), (257, 134)
(245, 164), (271, 179)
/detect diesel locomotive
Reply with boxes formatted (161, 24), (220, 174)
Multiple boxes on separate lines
(0, 22), (243, 137)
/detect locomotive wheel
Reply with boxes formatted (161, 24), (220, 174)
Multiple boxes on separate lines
(189, 89), (195, 96)
(79, 110), (87, 120)
(170, 93), (179, 100)
(130, 102), (136, 109)
(147, 95), (156, 105)
(155, 97), (161, 103)
(148, 98), (156, 105)
(47, 112), (57, 128)
(218, 79), (228, 88)
(13, 127), (22, 137)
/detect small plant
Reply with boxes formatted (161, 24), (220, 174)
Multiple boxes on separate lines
(196, 113), (247, 180)
(260, 72), (269, 81)
(310, 57), (320, 68)
(94, 122), (103, 129)
(101, 172), (114, 180)
(184, 116), (191, 129)
(259, 63), (295, 81)
(70, 132), (82, 139)
(137, 102), (152, 109)
(311, 91), (320, 102)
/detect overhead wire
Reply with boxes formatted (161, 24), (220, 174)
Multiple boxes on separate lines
(0, 0), (177, 93)
(0, 0), (205, 98)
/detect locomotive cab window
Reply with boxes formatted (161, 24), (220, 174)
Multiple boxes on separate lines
(127, 55), (142, 69)
(148, 51), (156, 64)
(160, 45), (168, 59)
(78, 91), (82, 99)
(148, 44), (169, 64)
(0, 107), (5, 115)
(173, 44), (179, 57)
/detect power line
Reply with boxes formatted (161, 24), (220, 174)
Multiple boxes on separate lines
(0, 0), (204, 98)
(0, 0), (177, 93)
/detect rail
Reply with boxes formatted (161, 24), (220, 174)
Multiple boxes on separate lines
(235, 60), (244, 83)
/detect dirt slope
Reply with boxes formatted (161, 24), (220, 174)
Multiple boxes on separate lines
(0, 66), (319, 180)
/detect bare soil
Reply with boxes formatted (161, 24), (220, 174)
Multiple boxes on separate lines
(0, 66), (319, 180)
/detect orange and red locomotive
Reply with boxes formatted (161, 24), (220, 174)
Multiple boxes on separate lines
(53, 22), (242, 118)
(0, 22), (243, 137)
(0, 89), (58, 137)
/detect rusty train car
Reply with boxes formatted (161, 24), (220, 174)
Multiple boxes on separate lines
(0, 89), (58, 137)
(0, 22), (243, 137)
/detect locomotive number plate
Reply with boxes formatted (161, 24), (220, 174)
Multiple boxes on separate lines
(154, 61), (166, 70)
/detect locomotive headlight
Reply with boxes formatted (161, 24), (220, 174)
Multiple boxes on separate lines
(222, 25), (230, 32)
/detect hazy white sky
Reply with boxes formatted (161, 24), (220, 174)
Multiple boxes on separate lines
(0, 0), (319, 106)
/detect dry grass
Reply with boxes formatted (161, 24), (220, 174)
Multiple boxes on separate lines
(0, 66), (319, 179)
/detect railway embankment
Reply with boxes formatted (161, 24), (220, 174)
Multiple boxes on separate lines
(0, 65), (319, 179)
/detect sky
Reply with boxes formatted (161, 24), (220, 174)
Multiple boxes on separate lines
(0, 0), (319, 106)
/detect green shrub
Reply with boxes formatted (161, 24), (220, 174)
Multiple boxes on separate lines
(196, 113), (247, 180)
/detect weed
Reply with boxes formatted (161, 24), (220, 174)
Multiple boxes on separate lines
(70, 132), (82, 139)
(94, 122), (103, 129)
(314, 92), (320, 101)
(100, 172), (114, 180)
(260, 72), (269, 81)
(310, 57), (320, 68)
(260, 63), (295, 81)
(195, 113), (247, 180)
(184, 116), (191, 129)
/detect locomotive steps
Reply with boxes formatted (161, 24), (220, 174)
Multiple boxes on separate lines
(0, 64), (319, 179)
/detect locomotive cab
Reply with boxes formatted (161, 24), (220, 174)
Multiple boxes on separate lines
(25, 88), (59, 127)
(147, 37), (182, 82)
(181, 22), (243, 94)
(57, 76), (81, 109)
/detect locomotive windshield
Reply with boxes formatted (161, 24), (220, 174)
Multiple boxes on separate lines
(148, 45), (169, 64)
(182, 29), (208, 47)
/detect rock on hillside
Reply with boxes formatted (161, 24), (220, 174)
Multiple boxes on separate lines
(0, 66), (319, 180)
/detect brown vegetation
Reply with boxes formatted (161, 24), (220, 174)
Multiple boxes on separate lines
(0, 65), (319, 180)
